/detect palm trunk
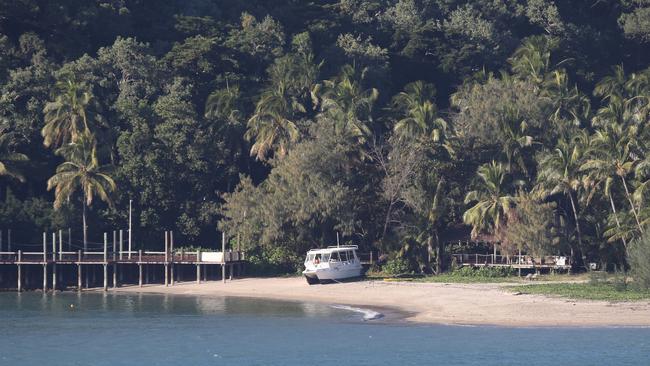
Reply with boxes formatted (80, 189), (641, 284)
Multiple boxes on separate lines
(608, 192), (628, 252)
(620, 176), (644, 233)
(426, 235), (433, 269)
(435, 231), (443, 275)
(568, 192), (587, 270)
(83, 200), (88, 252)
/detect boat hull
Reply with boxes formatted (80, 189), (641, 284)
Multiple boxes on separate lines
(302, 265), (363, 284)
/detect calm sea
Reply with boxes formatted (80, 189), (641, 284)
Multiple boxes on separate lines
(0, 292), (648, 365)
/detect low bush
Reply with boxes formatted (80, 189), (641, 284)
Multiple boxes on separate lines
(246, 246), (304, 276)
(450, 266), (516, 278)
(382, 258), (412, 276)
(628, 232), (650, 289)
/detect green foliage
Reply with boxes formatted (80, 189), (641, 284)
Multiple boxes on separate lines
(382, 257), (412, 276)
(246, 246), (304, 276)
(510, 282), (650, 301)
(450, 266), (516, 278)
(628, 231), (650, 289)
(503, 193), (561, 256)
(0, 0), (649, 271)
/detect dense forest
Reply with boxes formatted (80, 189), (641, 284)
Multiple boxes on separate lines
(1, 0), (649, 273)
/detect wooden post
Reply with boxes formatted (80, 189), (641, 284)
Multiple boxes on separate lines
(43, 264), (47, 292)
(52, 232), (56, 262)
(7, 229), (11, 252)
(113, 263), (117, 288)
(170, 231), (174, 258)
(164, 231), (169, 286)
(68, 228), (72, 251)
(370, 251), (373, 265)
(53, 263), (57, 291)
(170, 264), (175, 286)
(1, 229), (3, 252)
(138, 251), (143, 288)
(103, 264), (108, 291)
(104, 232), (108, 264)
(164, 231), (169, 263)
(222, 232), (226, 283)
(119, 230), (123, 260)
(17, 250), (22, 292)
(128, 199), (132, 260)
(43, 232), (47, 263)
(164, 264), (169, 286)
(518, 247), (522, 277)
(59, 230), (63, 260)
(113, 231), (117, 261)
(77, 249), (81, 291)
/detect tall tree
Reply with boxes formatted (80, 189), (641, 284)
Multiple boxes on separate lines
(391, 81), (448, 142)
(47, 133), (115, 250)
(318, 65), (378, 144)
(463, 161), (515, 239)
(537, 135), (589, 264)
(42, 80), (99, 148)
(0, 127), (28, 182)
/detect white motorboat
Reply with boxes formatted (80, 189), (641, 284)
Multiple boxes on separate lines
(302, 245), (364, 285)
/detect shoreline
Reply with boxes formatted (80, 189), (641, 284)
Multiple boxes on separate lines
(106, 277), (650, 327)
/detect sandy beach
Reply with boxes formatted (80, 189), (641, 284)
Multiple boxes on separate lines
(111, 277), (650, 327)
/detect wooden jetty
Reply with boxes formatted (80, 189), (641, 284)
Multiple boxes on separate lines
(0, 230), (245, 292)
(451, 253), (572, 274)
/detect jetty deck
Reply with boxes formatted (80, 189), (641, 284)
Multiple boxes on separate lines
(0, 230), (245, 292)
(451, 253), (572, 273)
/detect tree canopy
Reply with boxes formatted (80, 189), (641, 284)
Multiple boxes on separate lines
(1, 0), (649, 272)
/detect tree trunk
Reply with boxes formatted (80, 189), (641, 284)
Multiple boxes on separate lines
(568, 193), (588, 270)
(620, 176), (644, 233)
(83, 201), (88, 252)
(608, 192), (628, 253)
(381, 201), (395, 243)
(435, 231), (443, 275)
(426, 235), (433, 270)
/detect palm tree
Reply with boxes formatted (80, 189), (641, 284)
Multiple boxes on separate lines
(582, 125), (644, 234)
(245, 87), (301, 160)
(245, 54), (319, 160)
(541, 69), (591, 132)
(47, 133), (116, 251)
(205, 84), (242, 123)
(536, 135), (589, 264)
(499, 108), (534, 177)
(509, 35), (557, 84)
(392, 81), (448, 142)
(463, 161), (516, 239)
(318, 65), (378, 144)
(0, 128), (28, 182)
(42, 80), (96, 148)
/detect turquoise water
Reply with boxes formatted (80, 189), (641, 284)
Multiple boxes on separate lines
(1, 293), (649, 365)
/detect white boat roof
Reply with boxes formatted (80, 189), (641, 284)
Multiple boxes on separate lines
(306, 245), (358, 254)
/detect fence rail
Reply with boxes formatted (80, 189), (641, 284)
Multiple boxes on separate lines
(451, 254), (571, 267)
(0, 249), (245, 264)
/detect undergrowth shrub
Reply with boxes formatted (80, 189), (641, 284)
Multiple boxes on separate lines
(628, 232), (650, 289)
(450, 266), (515, 278)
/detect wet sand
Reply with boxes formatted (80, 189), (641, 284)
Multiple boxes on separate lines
(111, 277), (650, 327)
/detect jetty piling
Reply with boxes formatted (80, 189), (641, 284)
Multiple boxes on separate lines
(0, 229), (245, 291)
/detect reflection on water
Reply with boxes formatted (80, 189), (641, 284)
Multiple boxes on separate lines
(1, 292), (649, 366)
